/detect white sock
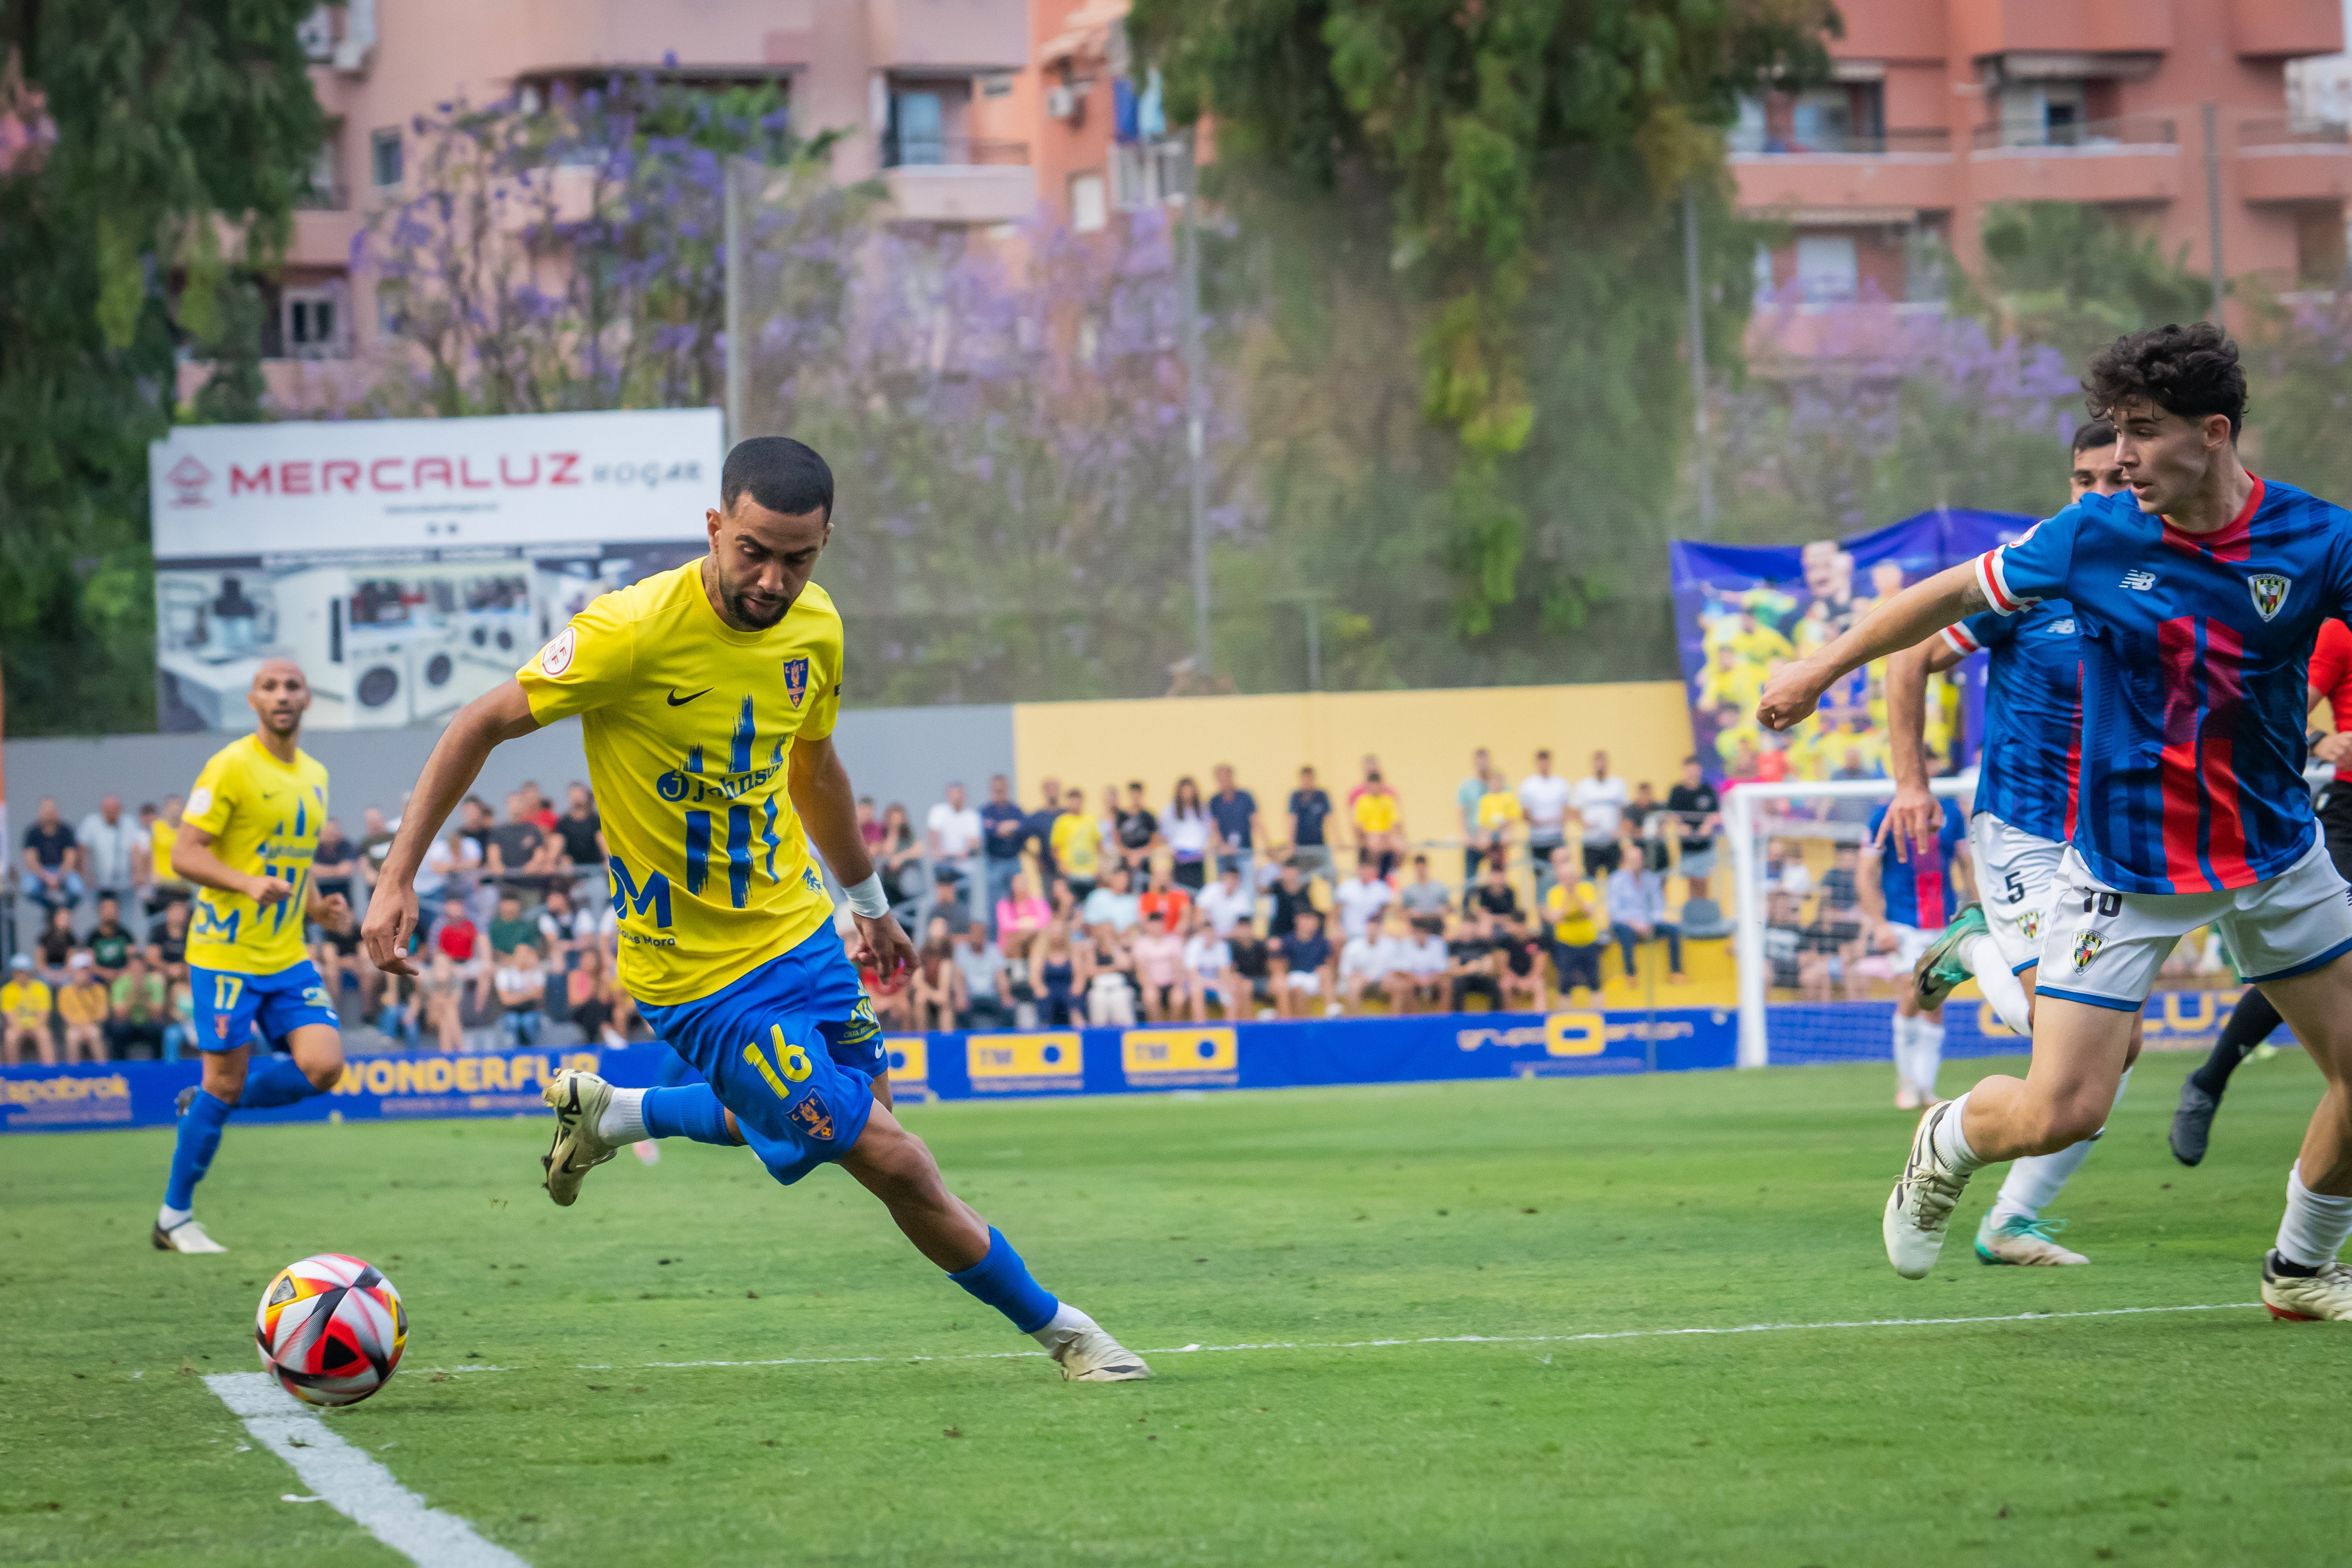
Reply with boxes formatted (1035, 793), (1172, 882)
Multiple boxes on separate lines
(157, 1204), (192, 1230)
(1965, 937), (2034, 1037)
(2276, 1161), (2352, 1268)
(1991, 1066), (2133, 1224)
(1029, 1301), (1093, 1346)
(1932, 1090), (1987, 1174)
(596, 1087), (648, 1145)
(1890, 1014), (1917, 1091)
(1911, 1018), (1945, 1100)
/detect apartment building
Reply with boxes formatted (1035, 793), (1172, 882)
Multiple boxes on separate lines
(1733, 0), (2351, 305)
(259, 0), (1031, 390)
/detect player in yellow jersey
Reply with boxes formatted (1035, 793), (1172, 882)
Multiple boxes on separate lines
(360, 438), (1148, 1381)
(155, 661), (353, 1253)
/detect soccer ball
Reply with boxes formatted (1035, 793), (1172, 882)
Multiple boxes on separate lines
(254, 1253), (407, 1407)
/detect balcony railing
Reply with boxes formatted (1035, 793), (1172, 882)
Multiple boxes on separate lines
(1728, 127), (1951, 157)
(2239, 118), (2352, 150)
(294, 178), (349, 212)
(1970, 116), (2177, 153)
(880, 133), (1030, 170)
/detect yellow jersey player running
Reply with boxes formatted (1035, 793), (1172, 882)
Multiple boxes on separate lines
(155, 661), (353, 1253)
(360, 437), (1148, 1381)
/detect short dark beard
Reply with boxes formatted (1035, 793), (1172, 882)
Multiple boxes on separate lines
(707, 556), (791, 630)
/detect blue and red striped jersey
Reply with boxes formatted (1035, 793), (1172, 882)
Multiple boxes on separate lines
(1869, 800), (1965, 929)
(1940, 601), (2081, 844)
(1979, 476), (2352, 894)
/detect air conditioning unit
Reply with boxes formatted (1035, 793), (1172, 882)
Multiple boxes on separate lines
(1046, 84), (1080, 121)
(295, 5), (336, 61)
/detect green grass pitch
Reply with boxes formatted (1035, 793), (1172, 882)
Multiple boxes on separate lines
(5, 1049), (2350, 1567)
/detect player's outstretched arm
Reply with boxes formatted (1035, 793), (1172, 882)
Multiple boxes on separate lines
(788, 734), (917, 981)
(173, 826), (291, 908)
(1879, 638), (1965, 863)
(361, 681), (543, 975)
(1757, 563), (1986, 733)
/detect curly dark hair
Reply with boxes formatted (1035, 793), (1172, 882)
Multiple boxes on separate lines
(2082, 323), (2246, 440)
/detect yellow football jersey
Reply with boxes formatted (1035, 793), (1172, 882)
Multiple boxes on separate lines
(183, 734), (330, 976)
(516, 561), (842, 1007)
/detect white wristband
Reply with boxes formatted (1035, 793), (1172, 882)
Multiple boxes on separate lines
(844, 872), (889, 918)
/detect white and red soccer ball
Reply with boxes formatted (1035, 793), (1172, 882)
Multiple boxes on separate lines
(254, 1253), (407, 1407)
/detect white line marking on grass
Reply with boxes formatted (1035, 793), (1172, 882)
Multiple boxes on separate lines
(592, 1301), (2263, 1372)
(205, 1374), (527, 1568)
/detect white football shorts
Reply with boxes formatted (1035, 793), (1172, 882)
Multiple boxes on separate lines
(1968, 810), (2068, 973)
(2036, 838), (2352, 1012)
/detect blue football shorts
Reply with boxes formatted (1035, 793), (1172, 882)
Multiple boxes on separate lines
(636, 920), (885, 1186)
(190, 961), (340, 1053)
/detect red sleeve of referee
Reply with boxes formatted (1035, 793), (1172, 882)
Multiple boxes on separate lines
(2313, 619), (2352, 734)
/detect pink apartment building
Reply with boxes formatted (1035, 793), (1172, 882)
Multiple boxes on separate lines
(1734, 0), (2351, 304)
(256, 0), (1035, 397)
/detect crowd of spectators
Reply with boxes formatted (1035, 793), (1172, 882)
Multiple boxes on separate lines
(857, 749), (1729, 1032)
(2, 780), (633, 1064)
(4, 745), (1737, 1062)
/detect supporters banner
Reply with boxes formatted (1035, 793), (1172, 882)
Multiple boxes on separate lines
(1669, 509), (2035, 785)
(145, 408), (722, 732)
(0, 990), (2275, 1134)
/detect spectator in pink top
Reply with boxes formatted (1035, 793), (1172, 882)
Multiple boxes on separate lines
(995, 871), (1052, 943)
(1131, 921), (1188, 1022)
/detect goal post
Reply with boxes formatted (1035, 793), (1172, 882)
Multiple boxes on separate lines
(1723, 773), (1977, 1069)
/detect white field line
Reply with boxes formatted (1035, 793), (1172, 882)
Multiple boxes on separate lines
(204, 1373), (527, 1568)
(409, 1300), (2261, 1377)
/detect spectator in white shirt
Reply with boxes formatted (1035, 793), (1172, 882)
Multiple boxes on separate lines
(1384, 919), (1451, 1013)
(1181, 914), (1239, 1021)
(1570, 749), (1633, 881)
(1337, 917), (1404, 1012)
(76, 795), (138, 907)
(950, 928), (1014, 1029)
(927, 782), (983, 925)
(1195, 864), (1257, 936)
(1332, 857), (1395, 941)
(1517, 750), (1574, 898)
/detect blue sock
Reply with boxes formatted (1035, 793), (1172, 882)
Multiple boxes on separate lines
(235, 1056), (322, 1110)
(165, 1091), (234, 1211)
(947, 1227), (1060, 1334)
(642, 1085), (735, 1145)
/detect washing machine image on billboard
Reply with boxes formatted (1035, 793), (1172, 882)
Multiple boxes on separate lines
(157, 567), (462, 732)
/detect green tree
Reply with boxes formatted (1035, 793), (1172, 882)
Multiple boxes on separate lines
(1973, 202), (2212, 366)
(1132, 0), (1836, 670)
(0, 0), (325, 734)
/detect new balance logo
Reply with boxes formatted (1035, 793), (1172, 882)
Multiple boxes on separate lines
(2120, 570), (2157, 591)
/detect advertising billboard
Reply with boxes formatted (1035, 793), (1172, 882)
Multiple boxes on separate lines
(145, 408), (722, 730)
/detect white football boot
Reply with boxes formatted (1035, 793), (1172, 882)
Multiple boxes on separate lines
(541, 1069), (622, 1207)
(152, 1218), (228, 1253)
(1974, 1212), (2089, 1266)
(1883, 1100), (1975, 1279)
(2261, 1254), (2352, 1322)
(1032, 1304), (1151, 1381)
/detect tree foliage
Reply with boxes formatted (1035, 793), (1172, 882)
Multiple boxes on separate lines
(354, 77), (844, 417)
(0, 0), (324, 734)
(1131, 0), (1837, 660)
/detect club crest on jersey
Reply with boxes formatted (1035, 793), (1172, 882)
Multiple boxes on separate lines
(539, 625), (577, 677)
(2018, 910), (2042, 942)
(2247, 574), (2292, 622)
(781, 656), (810, 710)
(2071, 931), (2104, 972)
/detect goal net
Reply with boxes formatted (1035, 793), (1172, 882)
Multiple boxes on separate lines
(1722, 774), (1978, 1069)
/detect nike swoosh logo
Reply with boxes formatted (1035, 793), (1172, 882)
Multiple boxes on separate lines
(666, 688), (711, 707)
